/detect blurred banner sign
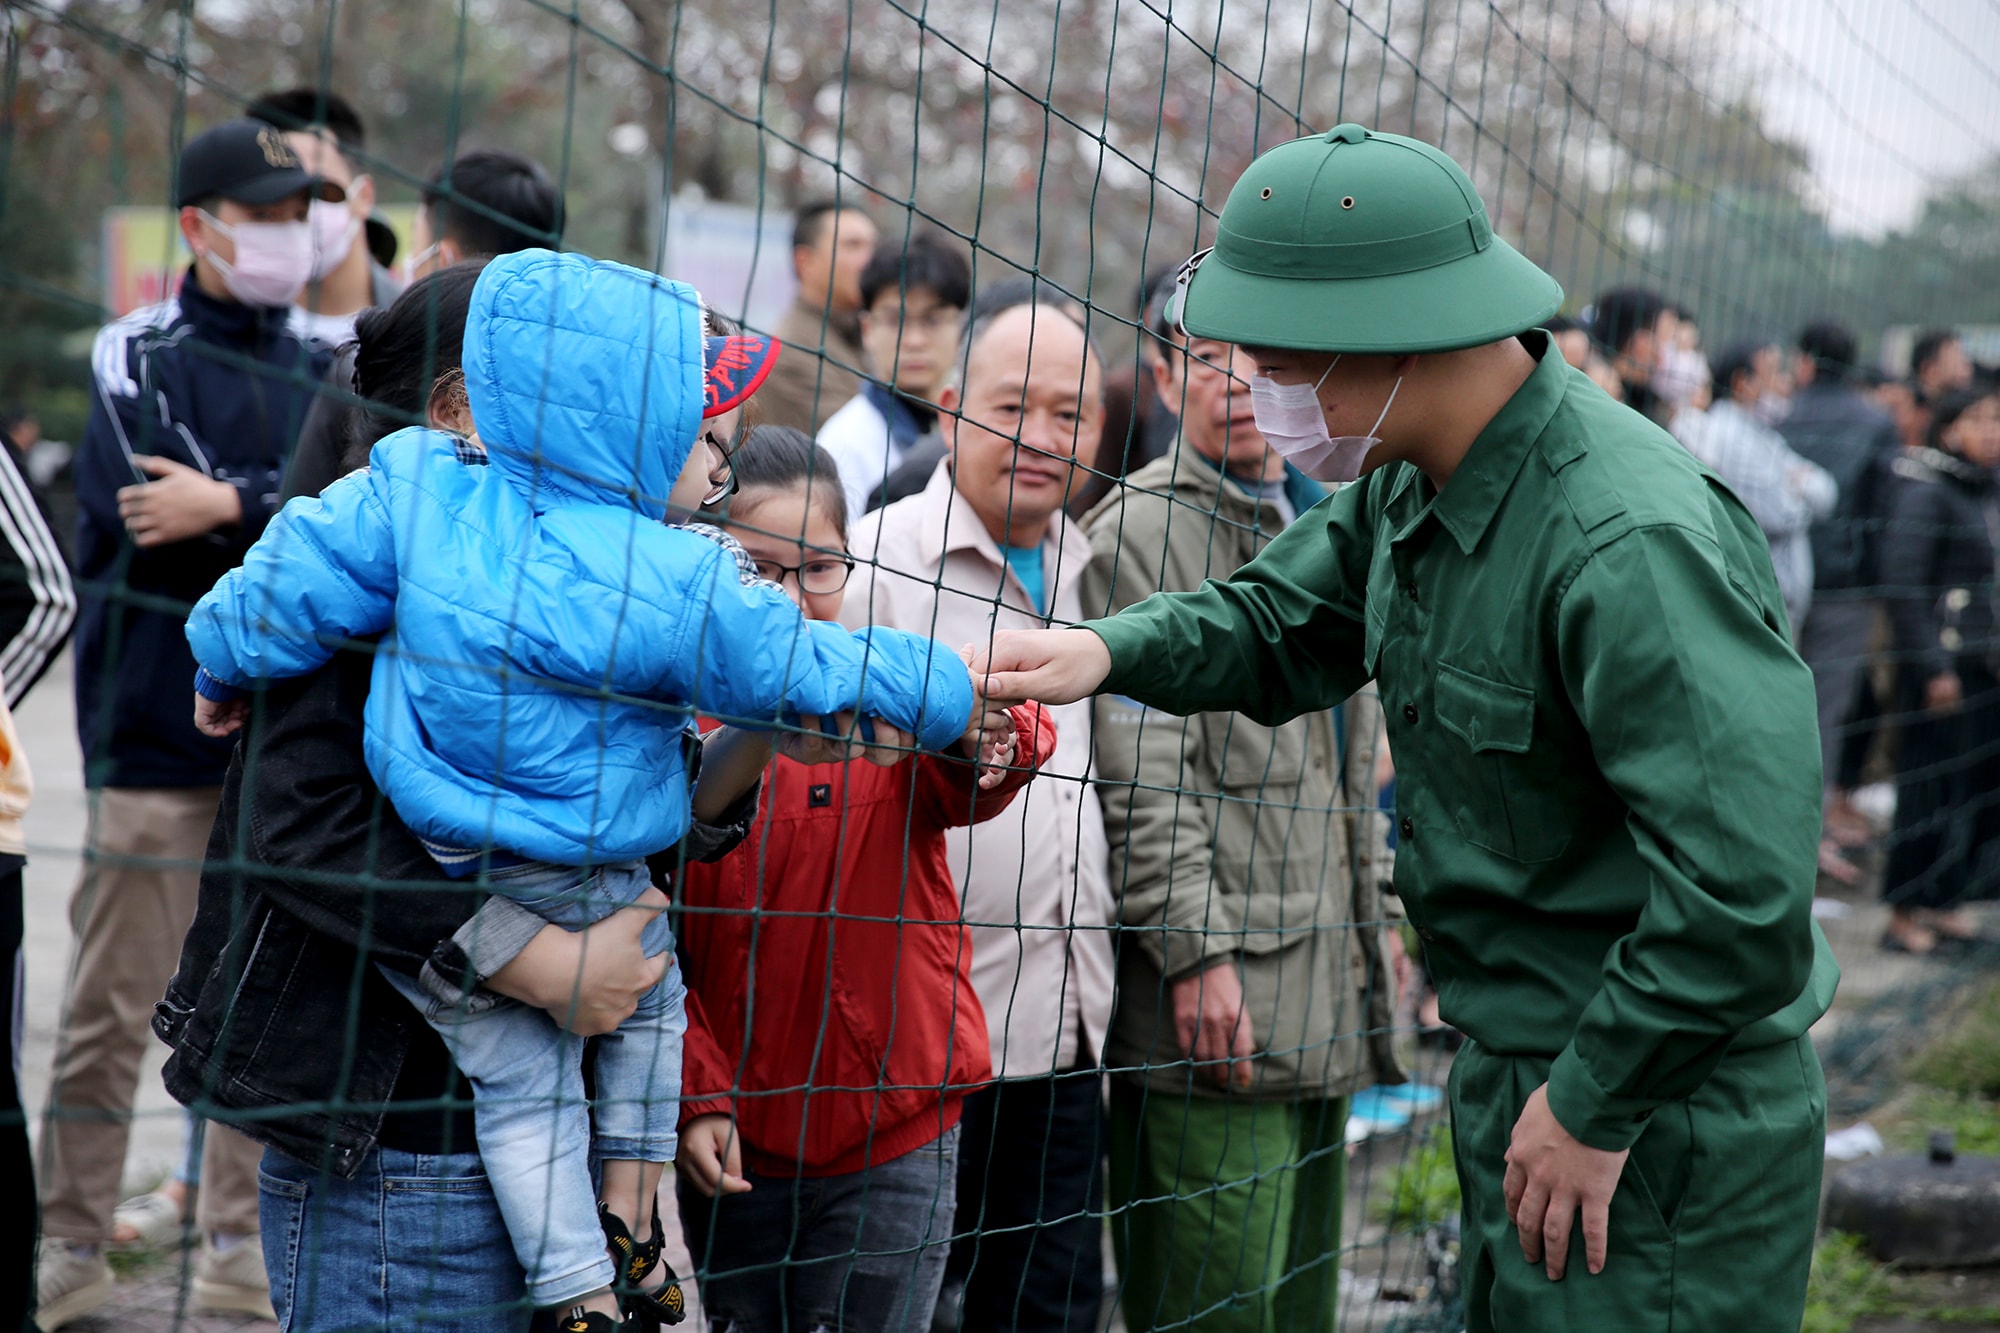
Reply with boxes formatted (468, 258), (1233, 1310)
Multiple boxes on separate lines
(660, 190), (797, 336)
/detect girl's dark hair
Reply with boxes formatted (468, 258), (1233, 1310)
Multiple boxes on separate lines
(343, 260), (487, 467)
(1928, 385), (2000, 453)
(705, 424), (849, 540)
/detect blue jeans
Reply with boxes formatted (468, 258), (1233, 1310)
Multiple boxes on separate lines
(260, 1145), (531, 1331)
(678, 1126), (961, 1333)
(382, 859), (685, 1307)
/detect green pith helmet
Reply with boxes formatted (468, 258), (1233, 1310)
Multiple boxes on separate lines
(1172, 123), (1562, 354)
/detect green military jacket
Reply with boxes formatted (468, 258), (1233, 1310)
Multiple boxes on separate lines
(1086, 336), (1839, 1151)
(1082, 442), (1401, 1100)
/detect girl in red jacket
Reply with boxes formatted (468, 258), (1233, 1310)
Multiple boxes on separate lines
(675, 426), (1053, 1332)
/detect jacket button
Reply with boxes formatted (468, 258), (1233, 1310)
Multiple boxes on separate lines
(1399, 816), (1414, 839)
(1418, 925), (1437, 943)
(1403, 703), (1419, 724)
(1406, 580), (1420, 604)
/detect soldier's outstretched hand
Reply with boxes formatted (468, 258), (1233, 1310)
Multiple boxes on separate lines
(969, 628), (1113, 708)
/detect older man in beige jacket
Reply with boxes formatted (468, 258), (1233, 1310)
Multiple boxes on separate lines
(1083, 317), (1405, 1331)
(842, 294), (1113, 1333)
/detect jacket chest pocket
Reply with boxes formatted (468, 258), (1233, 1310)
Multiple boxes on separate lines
(1431, 663), (1570, 863)
(1208, 714), (1309, 791)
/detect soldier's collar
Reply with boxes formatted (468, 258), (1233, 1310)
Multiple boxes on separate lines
(1428, 332), (1568, 555)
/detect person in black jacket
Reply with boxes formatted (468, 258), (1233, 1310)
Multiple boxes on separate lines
(158, 640), (756, 1330)
(1781, 321), (1902, 875)
(1879, 385), (2000, 954)
(39, 118), (337, 1326)
(0, 425), (74, 706)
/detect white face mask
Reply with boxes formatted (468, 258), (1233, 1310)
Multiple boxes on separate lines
(197, 210), (314, 307)
(1248, 355), (1404, 484)
(306, 197), (362, 281)
(400, 241), (443, 284)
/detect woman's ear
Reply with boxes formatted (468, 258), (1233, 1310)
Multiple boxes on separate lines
(427, 369), (474, 435)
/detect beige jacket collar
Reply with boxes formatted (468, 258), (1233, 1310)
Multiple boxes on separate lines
(911, 460), (1094, 618)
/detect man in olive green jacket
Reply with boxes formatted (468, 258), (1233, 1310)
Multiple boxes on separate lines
(1082, 315), (1403, 1331)
(975, 125), (1837, 1333)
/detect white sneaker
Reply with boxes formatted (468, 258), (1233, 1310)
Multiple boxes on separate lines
(192, 1233), (276, 1320)
(35, 1242), (112, 1331)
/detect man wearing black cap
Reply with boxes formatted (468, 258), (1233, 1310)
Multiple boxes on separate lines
(36, 119), (335, 1328)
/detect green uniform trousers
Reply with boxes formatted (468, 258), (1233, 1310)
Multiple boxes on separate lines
(1451, 1035), (1826, 1332)
(1109, 1081), (1350, 1332)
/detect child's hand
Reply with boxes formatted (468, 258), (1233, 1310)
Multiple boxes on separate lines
(780, 714), (914, 768)
(193, 693), (250, 738)
(960, 704), (1019, 790)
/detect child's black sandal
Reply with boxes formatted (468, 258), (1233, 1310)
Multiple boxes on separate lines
(598, 1203), (687, 1328)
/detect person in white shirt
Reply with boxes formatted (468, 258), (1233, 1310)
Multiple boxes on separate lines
(815, 231), (969, 521)
(1673, 339), (1837, 637)
(842, 295), (1113, 1333)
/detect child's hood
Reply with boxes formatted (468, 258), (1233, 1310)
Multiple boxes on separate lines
(463, 248), (705, 519)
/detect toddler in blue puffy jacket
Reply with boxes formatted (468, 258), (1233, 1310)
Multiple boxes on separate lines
(184, 251), (984, 1328)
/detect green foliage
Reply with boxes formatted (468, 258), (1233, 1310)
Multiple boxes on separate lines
(1802, 1235), (1878, 1333)
(1376, 1125), (1460, 1232)
(1903, 982), (2000, 1102)
(1883, 1089), (2000, 1158)
(1802, 1232), (1894, 1333)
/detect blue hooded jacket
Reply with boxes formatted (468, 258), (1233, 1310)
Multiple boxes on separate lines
(188, 250), (973, 867)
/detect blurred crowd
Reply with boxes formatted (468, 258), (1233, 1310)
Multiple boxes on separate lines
(1, 83), (1993, 1333)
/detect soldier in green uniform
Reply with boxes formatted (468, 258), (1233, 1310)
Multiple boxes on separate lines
(973, 124), (1838, 1331)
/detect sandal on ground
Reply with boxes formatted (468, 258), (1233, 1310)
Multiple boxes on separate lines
(599, 1203), (686, 1328)
(1879, 926), (1938, 956)
(110, 1189), (186, 1252)
(1817, 840), (1862, 886)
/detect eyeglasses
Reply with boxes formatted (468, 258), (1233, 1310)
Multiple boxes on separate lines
(700, 430), (738, 507)
(752, 554), (856, 596)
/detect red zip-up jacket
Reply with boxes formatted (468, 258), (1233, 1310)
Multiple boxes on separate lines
(677, 704), (1054, 1177)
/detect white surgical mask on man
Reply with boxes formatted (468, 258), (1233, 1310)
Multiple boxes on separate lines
(197, 210), (315, 307)
(306, 195), (363, 282)
(400, 241), (443, 285)
(1248, 355), (1403, 484)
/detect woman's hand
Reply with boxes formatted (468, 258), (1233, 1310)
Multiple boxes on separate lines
(1926, 671), (1964, 714)
(677, 1113), (752, 1198)
(485, 888), (668, 1035)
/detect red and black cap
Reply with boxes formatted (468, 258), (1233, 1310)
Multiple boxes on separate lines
(176, 120), (346, 209)
(702, 335), (781, 418)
